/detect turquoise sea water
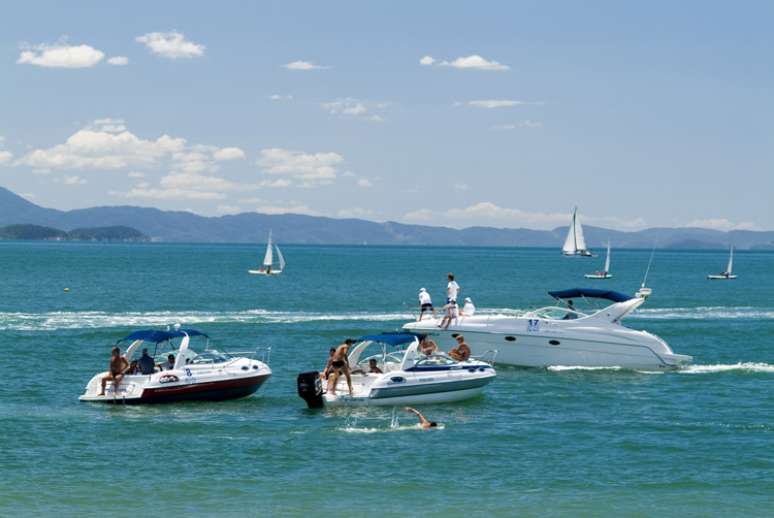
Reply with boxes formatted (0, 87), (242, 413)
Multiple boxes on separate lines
(1, 242), (772, 517)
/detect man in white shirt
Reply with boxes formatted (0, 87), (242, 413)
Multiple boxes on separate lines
(439, 273), (461, 329)
(446, 273), (460, 303)
(418, 288), (435, 321)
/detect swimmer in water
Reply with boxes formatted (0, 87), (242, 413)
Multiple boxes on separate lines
(404, 407), (439, 429)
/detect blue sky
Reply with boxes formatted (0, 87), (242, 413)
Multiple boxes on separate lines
(1, 1), (772, 230)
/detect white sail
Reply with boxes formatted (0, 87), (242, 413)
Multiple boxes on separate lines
(603, 242), (611, 273)
(562, 208), (578, 254)
(276, 244), (286, 272)
(726, 246), (733, 274)
(574, 210), (588, 251)
(262, 231), (273, 267)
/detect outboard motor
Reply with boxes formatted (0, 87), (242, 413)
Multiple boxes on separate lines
(297, 371), (324, 408)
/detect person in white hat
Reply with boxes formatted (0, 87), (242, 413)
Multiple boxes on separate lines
(418, 287), (435, 321)
(460, 296), (476, 317)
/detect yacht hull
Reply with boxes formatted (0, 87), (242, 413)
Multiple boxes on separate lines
(404, 325), (690, 370)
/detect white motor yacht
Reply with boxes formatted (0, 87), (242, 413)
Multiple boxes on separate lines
(80, 328), (272, 404)
(404, 288), (691, 370)
(297, 333), (496, 408)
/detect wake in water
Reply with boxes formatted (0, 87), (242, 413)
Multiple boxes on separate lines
(678, 362), (774, 374)
(1, 305), (772, 331)
(338, 407), (445, 433)
(548, 363), (774, 375)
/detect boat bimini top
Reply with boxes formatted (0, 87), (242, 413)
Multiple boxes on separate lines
(117, 328), (209, 344)
(548, 288), (633, 303)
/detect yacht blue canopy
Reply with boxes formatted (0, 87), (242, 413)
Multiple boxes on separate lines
(357, 332), (422, 346)
(118, 329), (209, 343)
(548, 288), (632, 303)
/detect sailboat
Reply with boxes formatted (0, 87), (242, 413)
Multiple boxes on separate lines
(584, 242), (612, 279)
(248, 231), (286, 276)
(562, 207), (593, 256)
(707, 246), (737, 280)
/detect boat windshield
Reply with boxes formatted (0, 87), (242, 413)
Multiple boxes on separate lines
(528, 306), (587, 320)
(414, 354), (458, 367)
(189, 350), (231, 364)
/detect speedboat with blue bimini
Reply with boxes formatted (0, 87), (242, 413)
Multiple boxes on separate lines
(80, 327), (272, 404)
(404, 288), (692, 370)
(297, 333), (496, 408)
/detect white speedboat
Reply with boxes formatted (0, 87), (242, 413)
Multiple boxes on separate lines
(249, 230), (286, 275)
(562, 207), (593, 257)
(707, 246), (737, 280)
(585, 242), (613, 279)
(80, 328), (272, 404)
(404, 288), (691, 370)
(297, 333), (496, 408)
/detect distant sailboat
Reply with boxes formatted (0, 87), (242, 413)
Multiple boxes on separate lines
(562, 207), (593, 257)
(585, 242), (612, 279)
(707, 246), (736, 280)
(249, 231), (286, 275)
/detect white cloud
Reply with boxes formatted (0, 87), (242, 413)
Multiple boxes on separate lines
(685, 218), (758, 231)
(256, 148), (343, 187)
(268, 94), (293, 101)
(432, 54), (509, 71)
(17, 123), (186, 171)
(62, 175), (87, 185)
(419, 55), (435, 66)
(15, 120), (245, 177)
(107, 56), (129, 66)
(17, 41), (104, 68)
(128, 171), (145, 178)
(0, 151), (13, 164)
(160, 172), (240, 192)
(357, 178), (373, 188)
(491, 121), (543, 130)
(122, 186), (225, 200)
(321, 98), (387, 122)
(467, 100), (534, 109)
(216, 204), (242, 215)
(337, 207), (376, 219)
(253, 202), (319, 216)
(213, 147), (245, 161)
(90, 118), (127, 133)
(283, 60), (327, 70)
(136, 31), (205, 59)
(404, 202), (574, 229)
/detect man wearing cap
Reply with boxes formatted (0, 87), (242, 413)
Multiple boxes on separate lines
(418, 287), (435, 321)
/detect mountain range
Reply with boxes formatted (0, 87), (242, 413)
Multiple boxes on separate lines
(1, 187), (772, 249)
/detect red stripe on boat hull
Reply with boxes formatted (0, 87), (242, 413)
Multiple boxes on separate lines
(106, 374), (270, 404)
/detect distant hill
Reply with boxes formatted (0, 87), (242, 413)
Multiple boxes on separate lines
(0, 186), (772, 248)
(0, 223), (148, 242)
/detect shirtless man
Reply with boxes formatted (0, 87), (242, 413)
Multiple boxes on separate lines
(99, 346), (129, 396)
(448, 335), (471, 362)
(404, 407), (439, 429)
(420, 337), (438, 356)
(328, 339), (354, 396)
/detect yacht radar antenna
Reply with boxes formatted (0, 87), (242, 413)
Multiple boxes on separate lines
(637, 247), (656, 299)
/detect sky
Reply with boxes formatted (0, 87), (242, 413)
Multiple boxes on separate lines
(1, 1), (772, 231)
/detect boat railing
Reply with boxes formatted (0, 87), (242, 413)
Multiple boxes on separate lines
(224, 346), (272, 365)
(473, 349), (498, 366)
